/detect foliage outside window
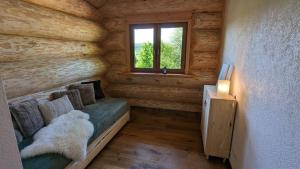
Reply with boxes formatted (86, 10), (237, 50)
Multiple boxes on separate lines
(130, 23), (187, 74)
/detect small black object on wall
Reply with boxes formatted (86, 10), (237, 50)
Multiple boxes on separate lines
(162, 67), (167, 74)
(81, 80), (105, 99)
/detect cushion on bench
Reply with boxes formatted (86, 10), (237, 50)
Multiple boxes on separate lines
(20, 98), (129, 169)
(84, 98), (129, 143)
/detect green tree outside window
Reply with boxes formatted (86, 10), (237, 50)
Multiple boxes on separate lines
(135, 28), (183, 70)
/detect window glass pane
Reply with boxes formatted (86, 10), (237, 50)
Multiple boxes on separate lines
(160, 27), (183, 69)
(134, 28), (154, 69)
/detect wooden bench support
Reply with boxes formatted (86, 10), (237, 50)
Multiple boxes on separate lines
(65, 111), (130, 169)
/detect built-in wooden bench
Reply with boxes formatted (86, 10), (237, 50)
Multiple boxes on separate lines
(8, 80), (130, 169)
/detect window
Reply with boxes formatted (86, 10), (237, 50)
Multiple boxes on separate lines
(130, 22), (187, 74)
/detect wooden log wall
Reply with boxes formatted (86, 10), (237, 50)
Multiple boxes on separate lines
(99, 0), (224, 112)
(0, 0), (108, 99)
(23, 0), (101, 21)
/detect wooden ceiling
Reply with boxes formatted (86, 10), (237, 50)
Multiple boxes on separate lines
(85, 0), (107, 8)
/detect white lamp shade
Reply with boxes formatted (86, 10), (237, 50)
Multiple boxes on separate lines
(217, 80), (230, 96)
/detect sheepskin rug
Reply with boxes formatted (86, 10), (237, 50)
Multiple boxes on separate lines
(21, 110), (94, 161)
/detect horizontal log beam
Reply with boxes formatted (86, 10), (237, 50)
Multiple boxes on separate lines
(22, 0), (101, 21)
(0, 34), (103, 62)
(107, 84), (202, 104)
(193, 12), (223, 29)
(1, 56), (108, 98)
(0, 0), (106, 42)
(127, 98), (201, 112)
(7, 77), (106, 103)
(191, 30), (221, 52)
(99, 0), (224, 17)
(86, 0), (107, 9)
(190, 52), (219, 69)
(106, 69), (217, 89)
(1, 55), (107, 80)
(103, 17), (126, 32)
(103, 50), (127, 65)
(103, 32), (126, 51)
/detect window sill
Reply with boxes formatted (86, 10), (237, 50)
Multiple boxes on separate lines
(122, 72), (194, 78)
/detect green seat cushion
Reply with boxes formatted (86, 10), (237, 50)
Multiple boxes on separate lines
(84, 98), (129, 143)
(20, 98), (129, 169)
(18, 138), (71, 169)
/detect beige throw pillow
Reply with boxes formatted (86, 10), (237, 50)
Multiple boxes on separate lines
(52, 89), (84, 110)
(39, 95), (74, 124)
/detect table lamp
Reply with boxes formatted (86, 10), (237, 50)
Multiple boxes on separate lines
(217, 80), (230, 96)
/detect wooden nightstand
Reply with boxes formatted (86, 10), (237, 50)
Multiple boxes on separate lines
(201, 85), (237, 162)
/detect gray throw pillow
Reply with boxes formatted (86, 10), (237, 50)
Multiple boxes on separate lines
(10, 99), (45, 137)
(68, 84), (96, 105)
(81, 80), (105, 99)
(14, 129), (23, 143)
(39, 95), (74, 124)
(11, 116), (24, 143)
(52, 89), (84, 110)
(11, 115), (20, 129)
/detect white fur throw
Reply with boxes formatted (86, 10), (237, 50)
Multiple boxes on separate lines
(21, 110), (94, 161)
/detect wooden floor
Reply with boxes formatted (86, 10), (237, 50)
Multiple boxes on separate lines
(87, 107), (229, 169)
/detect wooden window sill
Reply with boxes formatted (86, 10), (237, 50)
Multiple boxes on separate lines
(121, 72), (194, 78)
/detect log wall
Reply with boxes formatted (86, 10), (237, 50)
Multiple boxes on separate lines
(23, 0), (101, 21)
(0, 0), (107, 99)
(99, 0), (224, 112)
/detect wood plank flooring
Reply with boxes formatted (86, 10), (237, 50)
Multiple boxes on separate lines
(87, 107), (229, 169)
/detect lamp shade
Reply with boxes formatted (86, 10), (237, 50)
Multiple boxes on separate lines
(217, 80), (230, 96)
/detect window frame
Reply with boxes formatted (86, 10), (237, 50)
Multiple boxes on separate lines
(129, 22), (188, 74)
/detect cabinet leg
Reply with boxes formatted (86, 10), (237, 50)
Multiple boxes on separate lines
(205, 155), (210, 160)
(222, 158), (227, 163)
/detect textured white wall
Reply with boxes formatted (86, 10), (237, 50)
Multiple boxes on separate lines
(0, 79), (23, 169)
(221, 0), (300, 169)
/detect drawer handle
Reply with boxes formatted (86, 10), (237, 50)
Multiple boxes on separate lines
(229, 122), (232, 127)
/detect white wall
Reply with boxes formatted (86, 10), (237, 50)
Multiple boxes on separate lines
(0, 79), (23, 169)
(221, 0), (300, 169)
